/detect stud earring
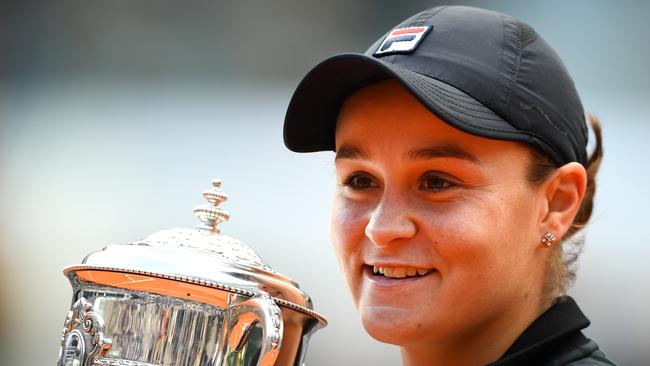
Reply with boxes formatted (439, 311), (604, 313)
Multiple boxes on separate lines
(541, 232), (557, 247)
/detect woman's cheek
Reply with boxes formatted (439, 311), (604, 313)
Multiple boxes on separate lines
(421, 200), (495, 265)
(330, 196), (370, 290)
(331, 196), (370, 248)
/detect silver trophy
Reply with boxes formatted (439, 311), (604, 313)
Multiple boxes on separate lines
(57, 179), (327, 366)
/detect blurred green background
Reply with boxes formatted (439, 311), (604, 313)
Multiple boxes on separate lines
(1, 0), (648, 365)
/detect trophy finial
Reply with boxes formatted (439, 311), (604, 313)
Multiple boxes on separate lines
(193, 178), (231, 233)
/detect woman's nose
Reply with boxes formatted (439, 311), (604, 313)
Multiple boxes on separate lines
(365, 193), (416, 247)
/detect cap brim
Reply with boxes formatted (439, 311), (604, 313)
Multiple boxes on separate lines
(284, 53), (524, 153)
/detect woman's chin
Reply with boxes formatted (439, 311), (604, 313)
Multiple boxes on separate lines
(360, 306), (426, 345)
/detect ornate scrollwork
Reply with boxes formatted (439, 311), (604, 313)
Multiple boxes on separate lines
(57, 297), (112, 366)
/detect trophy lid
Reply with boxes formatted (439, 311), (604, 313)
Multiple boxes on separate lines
(64, 179), (326, 325)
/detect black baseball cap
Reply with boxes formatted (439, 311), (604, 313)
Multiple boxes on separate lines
(283, 6), (588, 165)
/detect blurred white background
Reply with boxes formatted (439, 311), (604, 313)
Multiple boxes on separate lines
(0, 0), (648, 365)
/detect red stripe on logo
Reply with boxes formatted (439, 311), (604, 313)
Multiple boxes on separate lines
(391, 27), (426, 36)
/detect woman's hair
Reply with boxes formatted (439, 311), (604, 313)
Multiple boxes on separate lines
(527, 114), (604, 300)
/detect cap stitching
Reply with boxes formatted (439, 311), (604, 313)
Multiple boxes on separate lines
(393, 65), (503, 115)
(489, 13), (507, 109)
(414, 81), (504, 119)
(519, 24), (537, 47)
(428, 94), (566, 160)
(411, 6), (447, 26)
(402, 73), (501, 117)
(519, 102), (568, 136)
(414, 78), (478, 101)
(403, 72), (497, 111)
(413, 76), (566, 152)
(407, 76), (504, 120)
(422, 81), (494, 108)
(436, 101), (568, 163)
(419, 79), (507, 122)
(501, 14), (523, 114)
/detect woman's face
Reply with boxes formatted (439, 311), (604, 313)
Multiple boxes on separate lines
(331, 80), (551, 348)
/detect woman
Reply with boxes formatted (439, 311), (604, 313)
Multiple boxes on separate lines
(283, 6), (615, 366)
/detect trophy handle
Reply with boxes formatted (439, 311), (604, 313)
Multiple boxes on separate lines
(225, 293), (283, 366)
(57, 297), (112, 366)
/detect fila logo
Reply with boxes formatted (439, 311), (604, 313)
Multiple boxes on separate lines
(373, 26), (432, 57)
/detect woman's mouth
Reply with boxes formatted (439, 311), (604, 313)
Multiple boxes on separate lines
(366, 265), (435, 279)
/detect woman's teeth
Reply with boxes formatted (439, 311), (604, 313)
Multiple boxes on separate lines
(372, 266), (431, 278)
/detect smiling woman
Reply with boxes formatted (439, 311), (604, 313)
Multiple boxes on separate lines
(283, 5), (616, 366)
(332, 79), (589, 365)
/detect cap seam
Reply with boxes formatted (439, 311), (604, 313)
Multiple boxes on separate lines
(413, 5), (446, 26)
(415, 78), (567, 154)
(501, 14), (523, 116)
(405, 72), (502, 119)
(420, 78), (578, 164)
(410, 74), (482, 101)
(490, 12), (507, 109)
(435, 110), (569, 164)
(407, 75), (505, 120)
(428, 95), (503, 121)
(391, 63), (510, 120)
(380, 62), (506, 119)
(422, 84), (511, 123)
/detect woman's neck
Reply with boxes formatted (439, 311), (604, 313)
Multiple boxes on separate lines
(399, 296), (550, 366)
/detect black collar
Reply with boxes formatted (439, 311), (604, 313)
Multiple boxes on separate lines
(489, 296), (591, 366)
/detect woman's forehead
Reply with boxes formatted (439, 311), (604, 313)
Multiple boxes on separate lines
(337, 80), (422, 127)
(336, 80), (469, 138)
(334, 80), (530, 165)
(338, 82), (481, 149)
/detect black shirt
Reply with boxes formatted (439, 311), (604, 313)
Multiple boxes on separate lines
(489, 297), (616, 365)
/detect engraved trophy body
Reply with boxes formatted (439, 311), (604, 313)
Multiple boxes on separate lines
(57, 179), (327, 366)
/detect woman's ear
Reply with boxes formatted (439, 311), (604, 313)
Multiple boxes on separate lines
(540, 162), (587, 238)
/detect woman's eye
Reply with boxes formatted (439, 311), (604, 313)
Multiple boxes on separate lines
(420, 173), (454, 192)
(343, 173), (377, 190)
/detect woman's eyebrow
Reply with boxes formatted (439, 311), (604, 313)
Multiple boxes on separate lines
(406, 144), (481, 164)
(335, 145), (367, 161)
